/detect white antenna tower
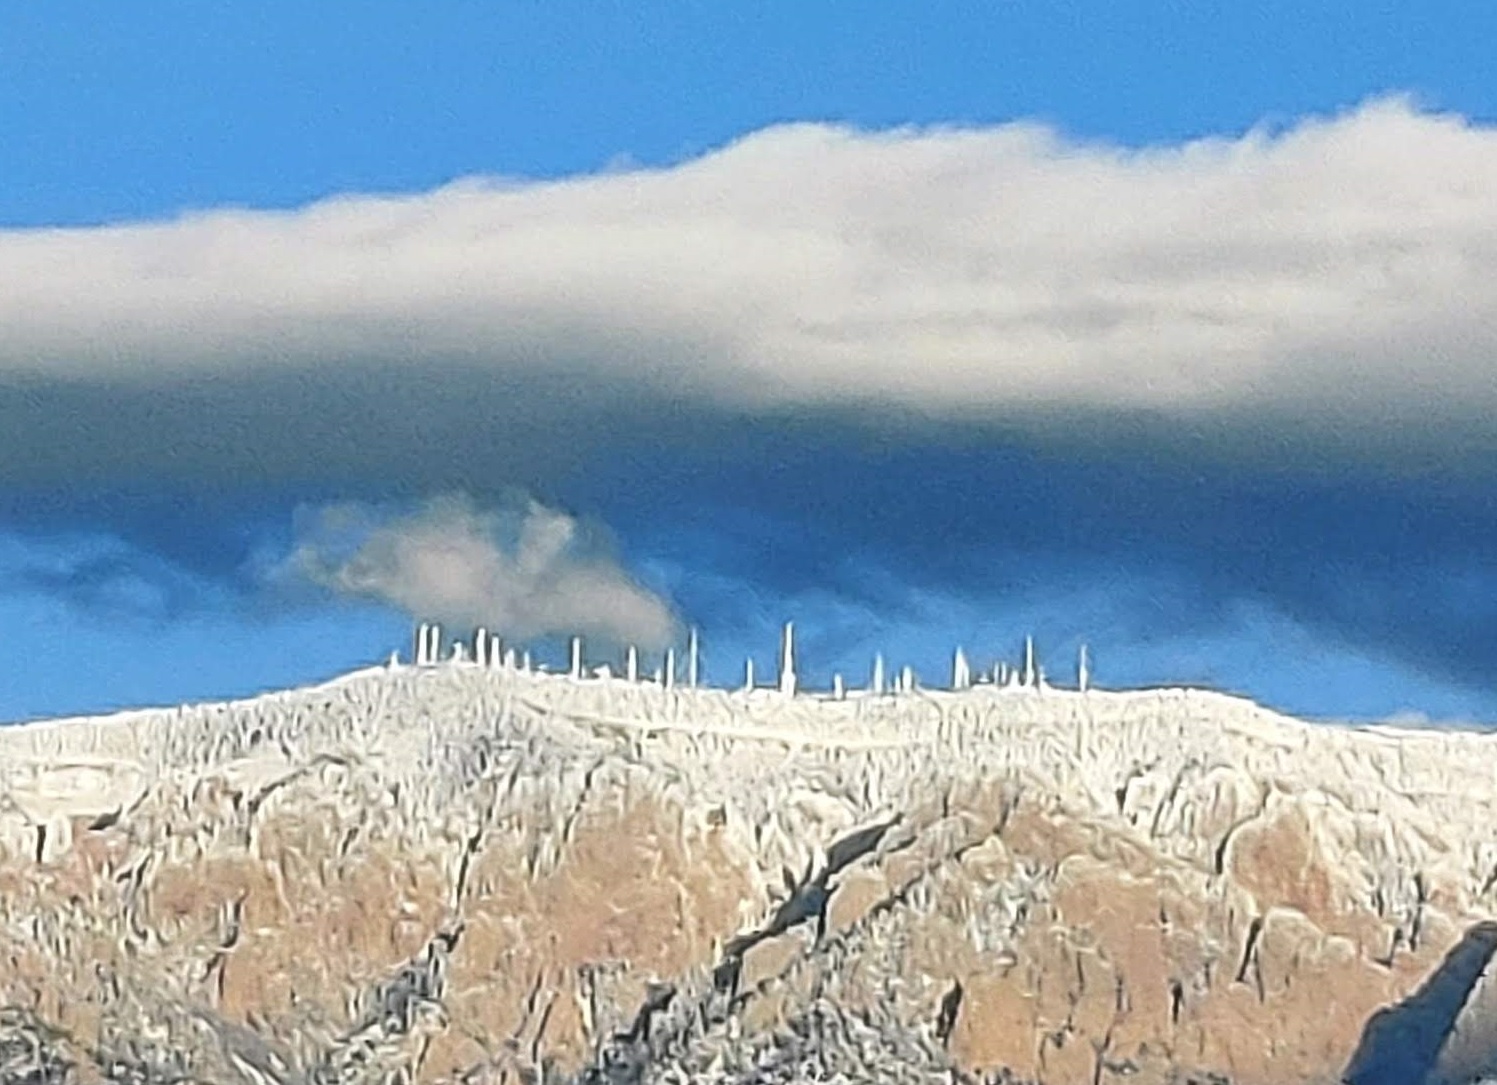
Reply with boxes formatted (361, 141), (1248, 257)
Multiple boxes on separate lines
(952, 647), (971, 691)
(778, 622), (797, 696)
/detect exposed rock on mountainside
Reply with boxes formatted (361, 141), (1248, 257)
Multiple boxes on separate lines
(3, 662), (1497, 1083)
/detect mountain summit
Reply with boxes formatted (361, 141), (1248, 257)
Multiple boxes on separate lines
(1, 653), (1494, 1083)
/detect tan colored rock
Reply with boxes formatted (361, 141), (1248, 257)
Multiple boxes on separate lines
(953, 972), (1040, 1078)
(740, 930), (808, 992)
(826, 867), (889, 935)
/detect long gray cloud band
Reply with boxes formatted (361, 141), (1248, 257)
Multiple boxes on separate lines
(2, 97), (1496, 492)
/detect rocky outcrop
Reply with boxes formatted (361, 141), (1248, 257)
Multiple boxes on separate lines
(3, 664), (1497, 1083)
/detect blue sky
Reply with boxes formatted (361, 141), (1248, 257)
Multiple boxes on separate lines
(6, 1), (1495, 225)
(3, 3), (1497, 722)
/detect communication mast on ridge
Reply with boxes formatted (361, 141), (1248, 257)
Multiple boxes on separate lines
(414, 622), (445, 666)
(952, 647), (971, 691)
(400, 619), (1097, 699)
(778, 622), (797, 696)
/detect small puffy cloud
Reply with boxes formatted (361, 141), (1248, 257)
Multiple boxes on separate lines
(2, 96), (1497, 492)
(281, 493), (678, 649)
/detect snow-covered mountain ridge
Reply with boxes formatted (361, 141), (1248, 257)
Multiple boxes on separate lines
(1, 652), (1494, 1084)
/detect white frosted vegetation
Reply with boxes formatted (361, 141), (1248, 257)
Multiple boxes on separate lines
(3, 625), (1497, 1082)
(7, 627), (1497, 926)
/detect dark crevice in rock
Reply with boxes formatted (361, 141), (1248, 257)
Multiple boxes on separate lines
(713, 816), (906, 999)
(1233, 916), (1262, 987)
(1411, 871), (1429, 953)
(621, 983), (676, 1046)
(935, 980), (963, 1047)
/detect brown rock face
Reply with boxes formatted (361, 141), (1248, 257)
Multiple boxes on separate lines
(2, 665), (1497, 1083)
